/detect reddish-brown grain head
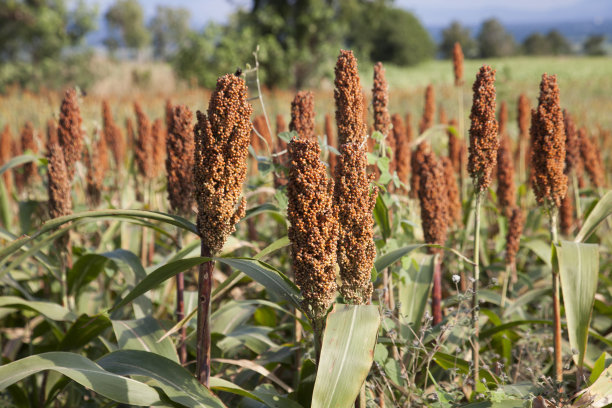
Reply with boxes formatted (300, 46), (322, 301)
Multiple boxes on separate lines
(57, 88), (84, 181)
(287, 138), (339, 320)
(579, 128), (605, 188)
(559, 193), (574, 236)
(468, 65), (499, 192)
(562, 110), (579, 176)
(497, 133), (516, 218)
(20, 122), (39, 185)
(334, 50), (367, 146)
(391, 113), (407, 182)
(47, 143), (72, 219)
(441, 156), (462, 226)
(102, 100), (126, 168)
(194, 73), (253, 254)
(151, 118), (166, 176)
(530, 73), (567, 208)
(372, 62), (391, 136)
(166, 105), (195, 216)
(453, 42), (464, 86)
(85, 130), (108, 207)
(505, 207), (524, 267)
(517, 94), (530, 139)
(419, 85), (435, 134)
(133, 102), (154, 179)
(290, 91), (315, 141)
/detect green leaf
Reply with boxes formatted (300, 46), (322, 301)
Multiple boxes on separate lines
(575, 364), (612, 407)
(59, 314), (112, 351)
(0, 154), (40, 177)
(0, 296), (77, 321)
(373, 194), (391, 241)
(311, 304), (380, 408)
(575, 190), (612, 242)
(111, 257), (210, 311)
(432, 352), (498, 384)
(0, 178), (11, 231)
(278, 130), (298, 143)
(112, 316), (180, 363)
(522, 239), (552, 268)
(398, 254), (435, 339)
(216, 257), (301, 309)
(67, 254), (108, 296)
(0, 352), (160, 405)
(556, 240), (599, 369)
(98, 350), (226, 408)
(210, 377), (302, 408)
(0, 209), (198, 265)
(374, 244), (425, 272)
(589, 352), (611, 384)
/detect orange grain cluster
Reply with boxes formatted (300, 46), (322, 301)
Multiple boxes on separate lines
(290, 91), (315, 141)
(57, 88), (84, 181)
(419, 85), (435, 134)
(334, 50), (367, 146)
(372, 62), (391, 136)
(453, 42), (464, 86)
(102, 101), (125, 168)
(134, 102), (154, 180)
(166, 105), (194, 216)
(497, 134), (516, 217)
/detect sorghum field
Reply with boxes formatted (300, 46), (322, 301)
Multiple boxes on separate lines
(0, 50), (611, 408)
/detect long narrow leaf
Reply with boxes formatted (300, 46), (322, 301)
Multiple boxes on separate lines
(311, 304), (380, 408)
(575, 190), (612, 242)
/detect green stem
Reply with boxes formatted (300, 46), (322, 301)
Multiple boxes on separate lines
(196, 244), (214, 387)
(572, 172), (581, 221)
(550, 209), (563, 385)
(472, 192), (482, 385)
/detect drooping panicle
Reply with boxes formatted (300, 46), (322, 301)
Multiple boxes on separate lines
(166, 105), (194, 216)
(505, 207), (524, 267)
(102, 100), (125, 168)
(468, 65), (499, 192)
(497, 133), (516, 217)
(194, 74), (253, 254)
(334, 50), (367, 146)
(334, 143), (377, 304)
(453, 42), (464, 86)
(57, 88), (84, 180)
(530, 73), (567, 208)
(419, 85), (435, 134)
(372, 62), (391, 137)
(47, 143), (72, 219)
(287, 138), (339, 321)
(290, 91), (315, 141)
(417, 143), (449, 253)
(579, 128), (605, 188)
(134, 102), (154, 179)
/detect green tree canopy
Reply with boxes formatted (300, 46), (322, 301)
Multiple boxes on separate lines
(583, 34), (606, 56)
(439, 21), (478, 58)
(477, 18), (517, 57)
(104, 0), (150, 55)
(149, 6), (191, 60)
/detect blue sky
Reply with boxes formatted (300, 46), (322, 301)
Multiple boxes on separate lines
(91, 0), (612, 27)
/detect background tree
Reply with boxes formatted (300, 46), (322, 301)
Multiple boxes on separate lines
(0, 0), (97, 91)
(149, 6), (191, 60)
(583, 34), (606, 56)
(440, 21), (478, 58)
(523, 33), (550, 55)
(477, 18), (516, 57)
(104, 0), (150, 57)
(547, 30), (572, 55)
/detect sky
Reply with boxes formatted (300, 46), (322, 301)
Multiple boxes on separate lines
(90, 0), (612, 28)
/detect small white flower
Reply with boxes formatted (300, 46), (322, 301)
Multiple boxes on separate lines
(452, 274), (461, 283)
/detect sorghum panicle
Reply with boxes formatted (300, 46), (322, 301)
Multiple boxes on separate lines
(290, 91), (315, 141)
(579, 128), (605, 188)
(563, 110), (579, 175)
(453, 42), (464, 86)
(287, 138), (339, 321)
(85, 130), (108, 207)
(505, 207), (524, 267)
(58, 88), (84, 181)
(334, 143), (377, 304)
(21, 122), (38, 185)
(448, 118), (462, 173)
(372, 62), (391, 136)
(46, 119), (58, 152)
(166, 105), (195, 216)
(468, 65), (499, 192)
(417, 143), (449, 253)
(497, 134), (516, 218)
(152, 118), (166, 176)
(102, 100), (125, 168)
(419, 85), (435, 134)
(410, 142), (427, 199)
(559, 193), (574, 236)
(441, 156), (462, 226)
(134, 102), (154, 179)
(530, 74), (567, 208)
(392, 113), (407, 185)
(48, 143), (72, 219)
(194, 74), (253, 255)
(334, 50), (367, 146)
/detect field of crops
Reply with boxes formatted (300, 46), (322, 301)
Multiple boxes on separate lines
(0, 48), (610, 408)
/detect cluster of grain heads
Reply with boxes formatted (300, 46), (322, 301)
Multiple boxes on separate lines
(468, 65), (499, 384)
(165, 104), (194, 365)
(416, 143), (449, 324)
(287, 138), (338, 326)
(452, 42), (464, 86)
(372, 62), (391, 137)
(58, 88), (84, 181)
(529, 73), (566, 384)
(85, 129), (109, 207)
(290, 91), (315, 140)
(419, 84), (435, 134)
(392, 113), (410, 192)
(0, 125), (13, 194)
(133, 102), (154, 181)
(102, 100), (125, 169)
(333, 50), (377, 306)
(193, 73), (253, 386)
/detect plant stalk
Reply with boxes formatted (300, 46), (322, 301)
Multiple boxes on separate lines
(196, 243), (214, 386)
(176, 228), (186, 365)
(432, 255), (442, 325)
(550, 209), (563, 384)
(471, 192), (482, 385)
